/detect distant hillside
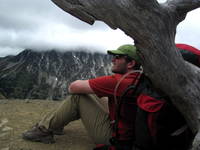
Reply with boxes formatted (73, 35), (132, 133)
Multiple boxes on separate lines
(0, 49), (112, 100)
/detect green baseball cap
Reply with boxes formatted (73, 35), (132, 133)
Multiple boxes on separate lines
(107, 44), (139, 61)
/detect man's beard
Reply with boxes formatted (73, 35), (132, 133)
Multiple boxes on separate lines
(111, 68), (127, 74)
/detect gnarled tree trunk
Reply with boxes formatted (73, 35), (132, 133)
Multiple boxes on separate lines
(51, 0), (200, 149)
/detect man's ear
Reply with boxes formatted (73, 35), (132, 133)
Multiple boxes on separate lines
(127, 60), (136, 69)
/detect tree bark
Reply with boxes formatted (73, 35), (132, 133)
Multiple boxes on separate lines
(51, 0), (200, 149)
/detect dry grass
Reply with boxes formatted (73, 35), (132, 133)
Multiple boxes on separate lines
(0, 99), (95, 150)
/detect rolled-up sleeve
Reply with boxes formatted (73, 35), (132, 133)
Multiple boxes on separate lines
(89, 75), (117, 97)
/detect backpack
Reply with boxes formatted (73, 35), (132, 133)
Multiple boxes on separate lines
(131, 44), (199, 150)
(131, 75), (193, 150)
(176, 43), (200, 67)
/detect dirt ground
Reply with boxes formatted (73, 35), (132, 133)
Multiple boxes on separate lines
(0, 99), (95, 150)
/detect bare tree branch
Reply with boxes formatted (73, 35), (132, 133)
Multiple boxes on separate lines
(165, 0), (200, 24)
(52, 0), (96, 25)
(168, 0), (200, 13)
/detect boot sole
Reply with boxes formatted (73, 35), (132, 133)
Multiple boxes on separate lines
(22, 133), (55, 144)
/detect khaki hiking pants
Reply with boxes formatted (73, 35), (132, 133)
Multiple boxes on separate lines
(39, 94), (112, 145)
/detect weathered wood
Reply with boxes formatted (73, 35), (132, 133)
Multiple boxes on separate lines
(51, 0), (200, 149)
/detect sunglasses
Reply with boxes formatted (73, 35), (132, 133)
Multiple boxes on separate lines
(113, 55), (133, 61)
(113, 55), (125, 59)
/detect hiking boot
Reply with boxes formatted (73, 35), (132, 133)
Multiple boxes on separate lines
(22, 124), (55, 144)
(52, 127), (65, 135)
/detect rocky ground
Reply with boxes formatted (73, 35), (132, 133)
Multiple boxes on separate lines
(0, 99), (95, 150)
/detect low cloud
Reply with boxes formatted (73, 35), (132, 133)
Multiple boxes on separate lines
(0, 0), (199, 57)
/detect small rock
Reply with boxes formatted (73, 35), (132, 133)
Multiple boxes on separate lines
(2, 126), (13, 132)
(0, 100), (8, 104)
(0, 118), (8, 128)
(25, 99), (30, 103)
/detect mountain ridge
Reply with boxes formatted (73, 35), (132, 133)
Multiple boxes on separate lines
(0, 49), (112, 100)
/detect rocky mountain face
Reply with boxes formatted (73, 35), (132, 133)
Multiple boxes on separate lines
(0, 49), (112, 100)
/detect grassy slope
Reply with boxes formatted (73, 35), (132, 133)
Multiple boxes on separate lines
(0, 100), (94, 150)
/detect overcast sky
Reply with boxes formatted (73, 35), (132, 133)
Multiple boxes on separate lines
(0, 0), (199, 57)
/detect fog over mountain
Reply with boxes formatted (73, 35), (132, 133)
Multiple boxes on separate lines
(0, 0), (199, 57)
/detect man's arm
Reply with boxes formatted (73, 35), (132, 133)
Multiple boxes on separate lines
(68, 80), (94, 94)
